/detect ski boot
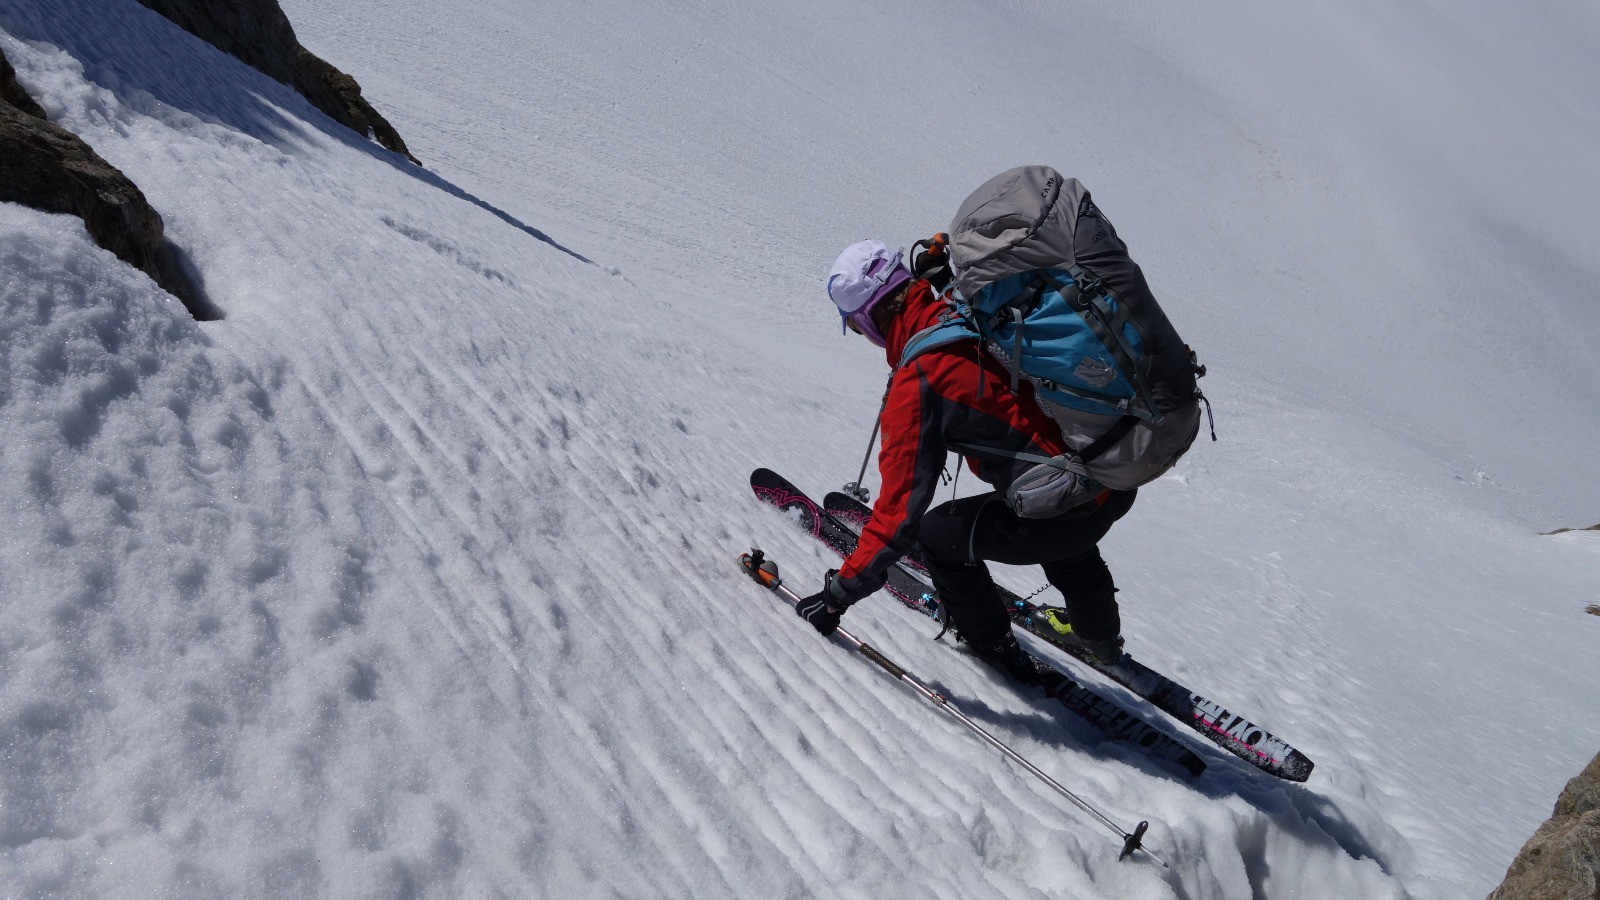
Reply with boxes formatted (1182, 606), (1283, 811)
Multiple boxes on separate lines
(968, 631), (1047, 686)
(1038, 608), (1126, 666)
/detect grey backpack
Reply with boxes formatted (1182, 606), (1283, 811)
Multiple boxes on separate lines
(903, 166), (1210, 517)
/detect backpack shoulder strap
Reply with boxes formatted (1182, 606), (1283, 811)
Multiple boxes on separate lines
(897, 321), (974, 369)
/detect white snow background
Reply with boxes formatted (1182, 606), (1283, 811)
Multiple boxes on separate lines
(2, 0), (1598, 897)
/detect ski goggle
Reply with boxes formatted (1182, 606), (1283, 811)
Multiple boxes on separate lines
(843, 310), (887, 348)
(830, 252), (907, 348)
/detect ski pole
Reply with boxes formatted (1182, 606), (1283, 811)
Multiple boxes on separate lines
(843, 376), (893, 502)
(737, 548), (1168, 867)
(842, 414), (880, 503)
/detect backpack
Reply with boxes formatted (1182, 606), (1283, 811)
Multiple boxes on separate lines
(901, 166), (1210, 518)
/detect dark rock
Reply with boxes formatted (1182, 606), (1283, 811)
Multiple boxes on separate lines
(292, 48), (413, 161)
(1489, 750), (1600, 899)
(132, 0), (417, 163)
(1, 46), (48, 119)
(132, 0), (302, 84)
(1555, 754), (1600, 821)
(0, 46), (212, 319)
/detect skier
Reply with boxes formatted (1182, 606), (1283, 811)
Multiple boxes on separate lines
(795, 239), (1135, 681)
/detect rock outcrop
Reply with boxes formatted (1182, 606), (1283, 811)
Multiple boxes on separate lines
(132, 0), (416, 162)
(1, 46), (47, 119)
(1, 47), (211, 319)
(1489, 750), (1600, 899)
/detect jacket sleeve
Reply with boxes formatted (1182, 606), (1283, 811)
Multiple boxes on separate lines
(834, 363), (950, 603)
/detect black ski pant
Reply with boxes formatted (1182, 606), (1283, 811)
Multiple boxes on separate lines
(917, 489), (1137, 646)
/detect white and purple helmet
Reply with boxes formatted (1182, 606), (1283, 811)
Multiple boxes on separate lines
(827, 239), (911, 348)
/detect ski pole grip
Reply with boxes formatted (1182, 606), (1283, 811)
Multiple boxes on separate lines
(857, 643), (907, 679)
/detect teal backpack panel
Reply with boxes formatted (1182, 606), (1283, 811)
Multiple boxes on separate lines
(900, 268), (1155, 419)
(971, 270), (1142, 415)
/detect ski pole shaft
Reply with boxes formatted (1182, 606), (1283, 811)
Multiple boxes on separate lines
(844, 380), (891, 502)
(739, 549), (1167, 867)
(843, 415), (880, 503)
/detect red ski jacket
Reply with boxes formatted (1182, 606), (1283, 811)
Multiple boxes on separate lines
(834, 279), (1098, 603)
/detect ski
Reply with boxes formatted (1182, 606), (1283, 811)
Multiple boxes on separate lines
(752, 468), (1206, 778)
(823, 490), (1315, 783)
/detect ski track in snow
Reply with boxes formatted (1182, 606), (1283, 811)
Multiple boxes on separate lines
(3, 0), (1599, 897)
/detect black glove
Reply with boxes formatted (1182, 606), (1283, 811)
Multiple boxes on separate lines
(913, 253), (951, 289)
(912, 233), (952, 291)
(795, 569), (852, 636)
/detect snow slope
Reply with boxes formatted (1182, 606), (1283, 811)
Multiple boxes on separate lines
(285, 0), (1600, 528)
(1, 0), (1597, 897)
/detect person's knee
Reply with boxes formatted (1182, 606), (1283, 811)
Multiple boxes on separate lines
(918, 503), (972, 564)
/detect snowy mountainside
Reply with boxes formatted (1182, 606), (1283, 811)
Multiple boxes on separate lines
(1, 0), (1598, 898)
(287, 0), (1600, 528)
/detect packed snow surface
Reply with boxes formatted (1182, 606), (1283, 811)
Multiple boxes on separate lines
(2, 0), (1598, 897)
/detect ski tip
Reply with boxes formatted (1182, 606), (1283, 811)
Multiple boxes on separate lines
(1276, 751), (1315, 783)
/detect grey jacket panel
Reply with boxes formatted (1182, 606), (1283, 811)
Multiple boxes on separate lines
(948, 166), (1088, 299)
